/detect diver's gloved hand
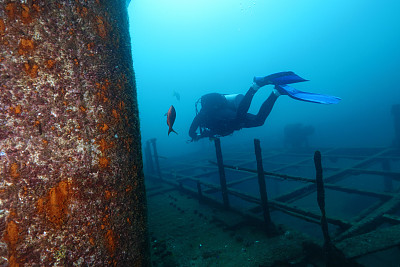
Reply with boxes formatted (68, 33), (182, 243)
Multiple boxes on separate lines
(201, 129), (213, 138)
(191, 134), (201, 142)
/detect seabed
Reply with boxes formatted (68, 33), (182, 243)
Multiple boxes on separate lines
(144, 139), (400, 266)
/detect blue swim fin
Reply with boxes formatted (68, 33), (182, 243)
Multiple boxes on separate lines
(275, 84), (341, 104)
(254, 71), (308, 87)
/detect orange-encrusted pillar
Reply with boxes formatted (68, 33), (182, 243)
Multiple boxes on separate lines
(0, 0), (150, 266)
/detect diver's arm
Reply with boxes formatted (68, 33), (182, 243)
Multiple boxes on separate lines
(189, 112), (215, 141)
(189, 113), (203, 141)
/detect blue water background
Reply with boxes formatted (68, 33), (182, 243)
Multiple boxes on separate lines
(128, 0), (400, 157)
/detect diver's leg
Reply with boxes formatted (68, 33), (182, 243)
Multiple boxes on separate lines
(255, 92), (278, 125)
(243, 92), (278, 127)
(236, 84), (260, 120)
(242, 114), (258, 128)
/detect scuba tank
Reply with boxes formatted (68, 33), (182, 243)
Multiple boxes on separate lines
(223, 94), (244, 111)
(195, 93), (244, 115)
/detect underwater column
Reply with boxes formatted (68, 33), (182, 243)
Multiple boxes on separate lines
(0, 0), (150, 266)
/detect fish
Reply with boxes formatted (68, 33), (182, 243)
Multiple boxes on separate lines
(172, 90), (180, 101)
(165, 105), (178, 135)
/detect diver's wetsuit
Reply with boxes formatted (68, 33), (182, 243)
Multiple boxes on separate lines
(189, 86), (278, 141)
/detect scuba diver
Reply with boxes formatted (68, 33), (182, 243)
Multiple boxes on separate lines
(189, 71), (340, 141)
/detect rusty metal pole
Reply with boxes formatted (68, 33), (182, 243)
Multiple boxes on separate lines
(314, 151), (351, 267)
(0, 1), (150, 265)
(314, 151), (331, 245)
(150, 138), (162, 180)
(254, 139), (274, 234)
(214, 138), (230, 209)
(145, 140), (154, 174)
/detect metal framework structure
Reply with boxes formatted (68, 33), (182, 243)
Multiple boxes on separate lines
(144, 138), (400, 260)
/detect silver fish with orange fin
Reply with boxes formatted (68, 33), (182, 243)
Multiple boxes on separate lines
(166, 105), (178, 135)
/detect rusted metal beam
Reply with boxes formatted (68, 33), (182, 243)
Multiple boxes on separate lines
(337, 223), (400, 259)
(382, 213), (400, 224)
(275, 148), (394, 203)
(145, 140), (154, 174)
(208, 161), (394, 200)
(335, 167), (400, 180)
(323, 184), (393, 200)
(164, 171), (352, 230)
(265, 163), (400, 182)
(208, 160), (315, 183)
(214, 138), (230, 209)
(334, 192), (400, 241)
(268, 200), (352, 230)
(150, 138), (162, 180)
(254, 139), (274, 234)
(351, 200), (386, 223)
(314, 151), (331, 246)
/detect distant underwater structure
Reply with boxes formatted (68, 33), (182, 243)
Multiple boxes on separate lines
(283, 123), (315, 149)
(0, 0), (150, 265)
(392, 104), (400, 148)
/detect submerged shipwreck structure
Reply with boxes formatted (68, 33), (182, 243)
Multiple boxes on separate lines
(145, 137), (400, 265)
(1, 0), (399, 266)
(0, 0), (149, 265)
